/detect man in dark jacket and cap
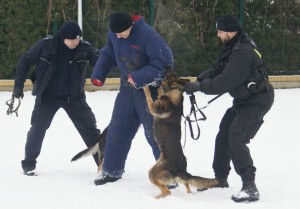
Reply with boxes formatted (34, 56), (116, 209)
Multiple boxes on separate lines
(184, 14), (274, 202)
(13, 20), (102, 176)
(91, 11), (174, 186)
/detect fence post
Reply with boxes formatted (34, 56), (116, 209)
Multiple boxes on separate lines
(239, 0), (245, 27)
(148, 0), (155, 26)
(52, 6), (59, 35)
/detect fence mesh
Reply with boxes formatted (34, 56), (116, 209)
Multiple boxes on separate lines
(0, 0), (299, 79)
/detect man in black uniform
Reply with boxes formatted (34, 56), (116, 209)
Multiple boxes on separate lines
(184, 14), (274, 202)
(13, 21), (101, 176)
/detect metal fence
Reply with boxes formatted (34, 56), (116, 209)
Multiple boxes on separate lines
(0, 0), (299, 79)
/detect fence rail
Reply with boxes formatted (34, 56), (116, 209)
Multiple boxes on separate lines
(1, 76), (299, 92)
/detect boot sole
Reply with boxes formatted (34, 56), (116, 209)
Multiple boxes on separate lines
(231, 195), (259, 203)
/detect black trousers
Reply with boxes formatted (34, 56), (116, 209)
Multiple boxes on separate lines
(212, 102), (273, 182)
(21, 94), (100, 169)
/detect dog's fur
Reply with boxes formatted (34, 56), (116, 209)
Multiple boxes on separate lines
(143, 71), (218, 198)
(71, 126), (107, 172)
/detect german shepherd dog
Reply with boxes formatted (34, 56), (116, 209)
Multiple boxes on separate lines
(143, 71), (218, 198)
(71, 126), (107, 172)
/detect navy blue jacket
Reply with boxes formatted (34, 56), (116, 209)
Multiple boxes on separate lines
(14, 34), (99, 105)
(91, 16), (173, 88)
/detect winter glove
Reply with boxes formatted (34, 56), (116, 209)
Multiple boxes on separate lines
(197, 75), (204, 82)
(91, 79), (104, 87)
(184, 82), (202, 95)
(13, 87), (24, 99)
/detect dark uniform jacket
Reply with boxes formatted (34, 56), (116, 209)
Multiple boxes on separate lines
(198, 32), (273, 106)
(14, 33), (99, 105)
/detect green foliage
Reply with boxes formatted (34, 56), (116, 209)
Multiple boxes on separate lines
(0, 0), (300, 79)
(0, 0), (48, 78)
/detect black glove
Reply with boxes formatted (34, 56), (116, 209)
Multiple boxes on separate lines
(184, 82), (202, 95)
(13, 87), (24, 99)
(197, 75), (203, 82)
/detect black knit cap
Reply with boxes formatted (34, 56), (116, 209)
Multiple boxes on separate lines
(216, 14), (242, 32)
(60, 20), (82, 39)
(109, 12), (133, 33)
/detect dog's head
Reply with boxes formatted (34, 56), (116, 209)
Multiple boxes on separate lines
(161, 72), (190, 92)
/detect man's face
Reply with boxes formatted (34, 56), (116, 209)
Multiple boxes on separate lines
(116, 26), (132, 39)
(64, 38), (80, 49)
(217, 31), (237, 43)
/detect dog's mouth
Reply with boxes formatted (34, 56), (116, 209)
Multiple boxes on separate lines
(161, 73), (190, 92)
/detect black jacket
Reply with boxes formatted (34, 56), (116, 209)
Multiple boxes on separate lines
(198, 32), (274, 105)
(14, 33), (99, 105)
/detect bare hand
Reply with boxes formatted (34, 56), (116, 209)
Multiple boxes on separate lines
(128, 77), (135, 86)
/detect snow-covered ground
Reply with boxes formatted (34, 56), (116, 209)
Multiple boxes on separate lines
(0, 88), (299, 209)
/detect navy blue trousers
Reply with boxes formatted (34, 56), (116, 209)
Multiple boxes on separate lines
(102, 86), (160, 177)
(21, 94), (100, 169)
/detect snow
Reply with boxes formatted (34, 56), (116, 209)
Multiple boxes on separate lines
(0, 88), (299, 209)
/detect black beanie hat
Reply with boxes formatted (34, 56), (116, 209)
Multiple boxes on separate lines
(60, 20), (82, 39)
(216, 14), (242, 32)
(109, 12), (133, 33)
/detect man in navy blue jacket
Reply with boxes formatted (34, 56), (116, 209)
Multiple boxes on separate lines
(91, 12), (174, 185)
(13, 21), (101, 176)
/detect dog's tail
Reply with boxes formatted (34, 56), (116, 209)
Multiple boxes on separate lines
(71, 126), (108, 162)
(71, 143), (99, 162)
(177, 172), (219, 190)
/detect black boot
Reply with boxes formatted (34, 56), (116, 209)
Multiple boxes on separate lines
(94, 171), (121, 186)
(231, 181), (260, 202)
(23, 167), (37, 176)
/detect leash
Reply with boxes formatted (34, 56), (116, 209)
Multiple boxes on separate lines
(200, 94), (223, 109)
(183, 93), (222, 145)
(6, 94), (21, 117)
(183, 94), (206, 141)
